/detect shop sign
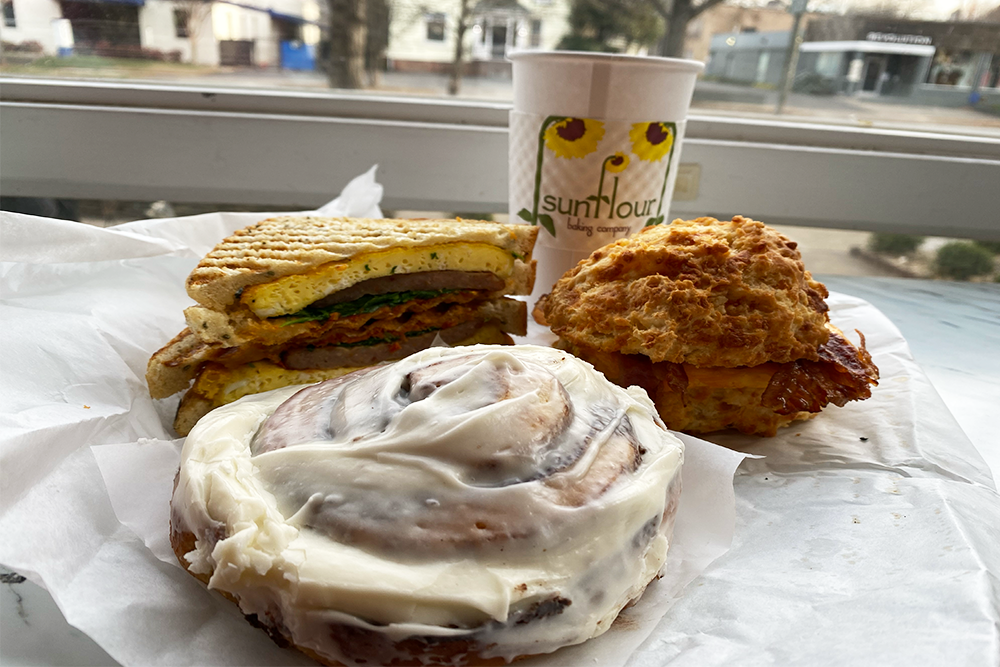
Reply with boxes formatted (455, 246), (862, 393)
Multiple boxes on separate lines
(866, 32), (932, 45)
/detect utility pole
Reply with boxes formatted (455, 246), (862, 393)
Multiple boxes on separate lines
(776, 0), (807, 115)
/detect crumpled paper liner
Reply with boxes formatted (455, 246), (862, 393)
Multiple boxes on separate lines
(2, 166), (998, 665)
(0, 167), (746, 666)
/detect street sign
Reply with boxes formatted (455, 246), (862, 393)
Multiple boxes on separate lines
(790, 0), (808, 14)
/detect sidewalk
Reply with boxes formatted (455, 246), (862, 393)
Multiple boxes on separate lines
(8, 61), (996, 135)
(189, 70), (1000, 135)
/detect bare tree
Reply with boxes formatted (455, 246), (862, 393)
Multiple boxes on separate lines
(329, 0), (368, 88)
(447, 0), (473, 95)
(559, 0), (663, 53)
(646, 0), (726, 58)
(857, 0), (932, 18)
(174, 0), (214, 65)
(366, 0), (390, 86)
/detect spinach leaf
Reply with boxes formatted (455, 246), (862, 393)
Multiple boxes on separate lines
(281, 289), (456, 325)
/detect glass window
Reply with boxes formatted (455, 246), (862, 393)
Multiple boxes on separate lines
(0, 0), (997, 282)
(530, 19), (542, 48)
(0, 0), (996, 138)
(2, 0), (15, 29)
(426, 13), (446, 42)
(173, 9), (190, 39)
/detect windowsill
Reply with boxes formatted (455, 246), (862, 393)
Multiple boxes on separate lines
(1, 76), (998, 239)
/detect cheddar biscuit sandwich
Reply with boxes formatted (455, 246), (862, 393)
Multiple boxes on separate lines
(148, 216), (538, 434)
(534, 215), (878, 436)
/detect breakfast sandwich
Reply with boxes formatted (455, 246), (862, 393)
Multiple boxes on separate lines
(148, 216), (538, 434)
(534, 215), (878, 436)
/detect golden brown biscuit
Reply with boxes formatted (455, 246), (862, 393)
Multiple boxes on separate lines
(536, 216), (878, 436)
(537, 216), (830, 368)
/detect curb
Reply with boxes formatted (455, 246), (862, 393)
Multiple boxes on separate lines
(849, 247), (923, 279)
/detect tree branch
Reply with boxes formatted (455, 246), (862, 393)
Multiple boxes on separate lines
(646, 0), (672, 21)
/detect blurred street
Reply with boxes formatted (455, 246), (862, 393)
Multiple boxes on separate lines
(7, 59), (997, 135)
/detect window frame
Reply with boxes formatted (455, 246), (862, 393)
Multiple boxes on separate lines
(173, 8), (190, 39)
(2, 0), (15, 28)
(1, 76), (998, 240)
(425, 13), (447, 42)
(529, 19), (542, 48)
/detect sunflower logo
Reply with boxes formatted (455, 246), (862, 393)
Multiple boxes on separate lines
(629, 122), (674, 162)
(605, 152), (630, 173)
(544, 117), (605, 159)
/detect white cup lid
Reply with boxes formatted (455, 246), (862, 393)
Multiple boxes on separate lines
(510, 50), (704, 119)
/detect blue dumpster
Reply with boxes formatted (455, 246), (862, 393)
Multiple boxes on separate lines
(280, 41), (316, 71)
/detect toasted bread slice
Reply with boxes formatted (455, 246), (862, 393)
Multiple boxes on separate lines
(186, 216), (538, 310)
(147, 297), (528, 400)
(171, 324), (514, 436)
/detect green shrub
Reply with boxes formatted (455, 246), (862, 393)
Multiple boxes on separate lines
(868, 233), (924, 255)
(792, 73), (837, 95)
(936, 241), (995, 280)
(974, 240), (1000, 254)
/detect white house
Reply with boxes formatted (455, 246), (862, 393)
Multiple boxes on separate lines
(386, 0), (570, 75)
(1, 0), (64, 54)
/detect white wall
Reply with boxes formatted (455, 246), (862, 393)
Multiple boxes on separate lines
(141, 0), (313, 68)
(1, 0), (63, 54)
(301, 0), (321, 46)
(212, 1), (311, 67)
(517, 0), (570, 52)
(387, 0), (570, 65)
(388, 0), (460, 64)
(140, 0), (219, 66)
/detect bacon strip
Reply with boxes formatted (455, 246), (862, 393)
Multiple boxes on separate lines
(761, 329), (879, 415)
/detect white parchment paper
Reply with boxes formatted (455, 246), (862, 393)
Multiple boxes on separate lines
(0, 170), (743, 667)
(2, 173), (998, 665)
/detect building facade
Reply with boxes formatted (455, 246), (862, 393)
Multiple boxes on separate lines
(0, 0), (321, 69)
(683, 2), (814, 64)
(704, 29), (790, 86)
(385, 0), (569, 75)
(799, 16), (1000, 100)
(1, 0), (65, 54)
(704, 12), (1000, 104)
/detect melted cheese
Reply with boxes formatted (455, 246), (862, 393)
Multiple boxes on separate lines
(172, 345), (684, 664)
(241, 242), (516, 318)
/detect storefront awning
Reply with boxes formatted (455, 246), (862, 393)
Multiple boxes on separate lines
(269, 9), (306, 24)
(215, 1), (321, 26)
(800, 40), (935, 57)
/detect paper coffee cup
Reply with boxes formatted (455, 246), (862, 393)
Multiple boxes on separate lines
(508, 51), (703, 302)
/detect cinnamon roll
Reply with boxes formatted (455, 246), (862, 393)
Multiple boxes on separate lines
(170, 344), (684, 666)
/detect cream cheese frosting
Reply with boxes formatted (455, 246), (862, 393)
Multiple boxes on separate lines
(171, 344), (684, 665)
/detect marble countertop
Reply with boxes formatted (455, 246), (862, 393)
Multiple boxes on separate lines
(2, 276), (998, 667)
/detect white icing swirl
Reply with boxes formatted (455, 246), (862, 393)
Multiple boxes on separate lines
(171, 345), (684, 665)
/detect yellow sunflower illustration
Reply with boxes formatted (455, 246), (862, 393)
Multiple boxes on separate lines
(605, 152), (630, 173)
(629, 122), (674, 162)
(544, 117), (605, 159)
